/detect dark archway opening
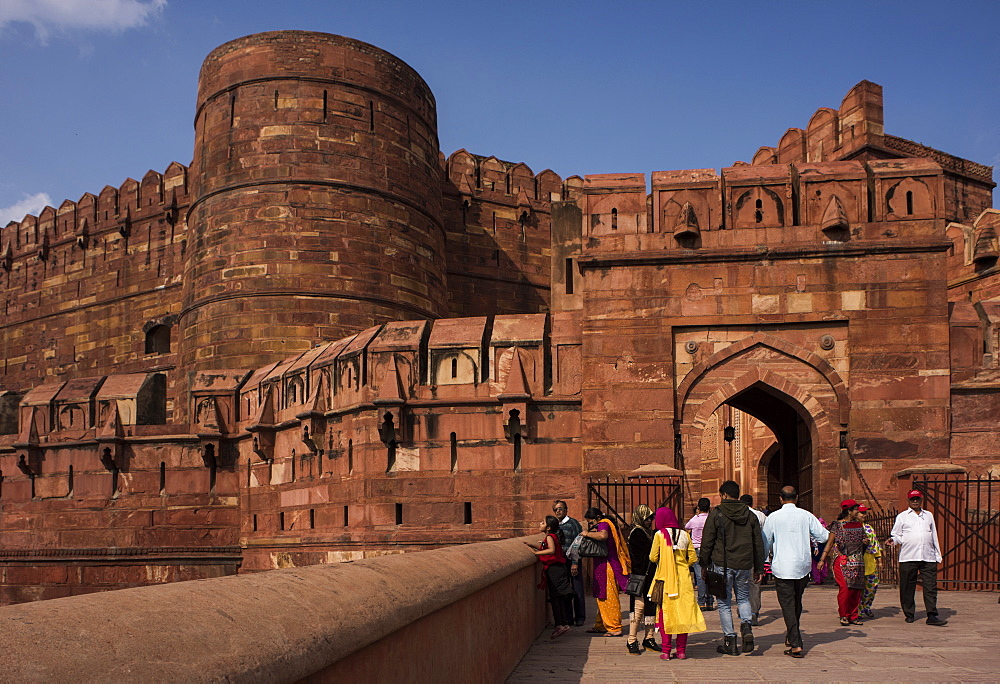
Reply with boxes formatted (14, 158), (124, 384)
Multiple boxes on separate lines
(727, 383), (814, 513)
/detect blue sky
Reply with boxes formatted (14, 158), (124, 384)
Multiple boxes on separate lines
(1, 0), (997, 224)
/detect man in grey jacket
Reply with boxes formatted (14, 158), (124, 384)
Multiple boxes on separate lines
(699, 480), (765, 655)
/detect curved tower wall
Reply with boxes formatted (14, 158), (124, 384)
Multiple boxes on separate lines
(181, 31), (447, 385)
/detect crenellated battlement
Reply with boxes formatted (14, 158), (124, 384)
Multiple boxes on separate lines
(1, 162), (188, 258)
(579, 159), (959, 255)
(0, 163), (190, 406)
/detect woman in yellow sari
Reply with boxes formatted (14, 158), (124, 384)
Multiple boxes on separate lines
(649, 506), (706, 660)
(580, 507), (631, 636)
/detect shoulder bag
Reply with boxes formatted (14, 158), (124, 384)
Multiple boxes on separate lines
(704, 517), (728, 600)
(577, 524), (608, 558)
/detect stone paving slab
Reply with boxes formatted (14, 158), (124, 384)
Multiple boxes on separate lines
(508, 585), (1000, 683)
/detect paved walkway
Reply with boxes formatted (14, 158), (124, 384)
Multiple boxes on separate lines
(508, 585), (1000, 682)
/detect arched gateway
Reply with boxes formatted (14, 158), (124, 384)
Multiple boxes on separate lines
(676, 333), (848, 514)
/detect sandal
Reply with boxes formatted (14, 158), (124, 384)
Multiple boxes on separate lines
(601, 632), (623, 637)
(849, 619), (864, 626)
(585, 628), (607, 634)
(551, 626), (571, 639)
(784, 648), (805, 658)
(839, 617), (850, 626)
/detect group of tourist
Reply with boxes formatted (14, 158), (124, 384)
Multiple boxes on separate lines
(526, 484), (947, 659)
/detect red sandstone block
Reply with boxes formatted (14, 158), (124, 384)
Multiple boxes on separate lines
(4, 565), (70, 585)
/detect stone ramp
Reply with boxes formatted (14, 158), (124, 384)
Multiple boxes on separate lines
(509, 585), (1000, 682)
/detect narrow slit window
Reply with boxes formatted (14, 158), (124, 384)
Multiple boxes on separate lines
(273, 89), (278, 111)
(68, 465), (74, 497)
(395, 503), (403, 525)
(229, 94), (236, 127)
(450, 432), (458, 472)
(322, 90), (328, 122)
(348, 439), (354, 474)
(159, 462), (166, 496)
(369, 101), (375, 132)
(513, 433), (522, 472)
(343, 505), (349, 527)
(464, 502), (472, 525)
(309, 509), (315, 529)
(905, 190), (914, 215)
(611, 207), (618, 231)
(451, 357), (458, 379)
(565, 258), (574, 295)
(252, 514), (258, 532)
(206, 444), (217, 493)
(506, 174), (512, 195)
(755, 198), (764, 224)
(387, 441), (396, 472)
(280, 512), (285, 530)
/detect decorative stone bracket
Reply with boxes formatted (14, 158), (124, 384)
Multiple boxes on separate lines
(246, 385), (276, 463)
(295, 376), (329, 454)
(498, 347), (532, 442)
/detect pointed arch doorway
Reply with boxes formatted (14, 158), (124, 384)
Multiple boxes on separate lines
(697, 383), (815, 512)
(728, 385), (813, 512)
(677, 333), (849, 518)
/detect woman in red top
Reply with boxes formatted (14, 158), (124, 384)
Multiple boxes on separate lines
(525, 515), (576, 638)
(818, 500), (869, 625)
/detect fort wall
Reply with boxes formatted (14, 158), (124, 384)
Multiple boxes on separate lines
(1, 29), (998, 603)
(181, 32), (450, 393)
(0, 165), (189, 415)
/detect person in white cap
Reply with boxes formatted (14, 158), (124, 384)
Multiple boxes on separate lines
(888, 489), (947, 626)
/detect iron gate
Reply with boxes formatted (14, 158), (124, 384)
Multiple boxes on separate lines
(587, 475), (683, 529)
(913, 473), (1000, 591)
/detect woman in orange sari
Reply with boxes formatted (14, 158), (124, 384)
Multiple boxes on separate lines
(580, 507), (631, 636)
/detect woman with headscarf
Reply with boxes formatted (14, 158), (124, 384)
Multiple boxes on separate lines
(580, 507), (631, 636)
(811, 516), (829, 584)
(858, 505), (882, 619)
(817, 500), (869, 625)
(648, 506), (706, 660)
(625, 504), (659, 654)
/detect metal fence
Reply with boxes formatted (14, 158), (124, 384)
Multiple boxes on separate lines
(863, 507), (900, 586)
(913, 474), (1000, 591)
(864, 474), (1000, 591)
(587, 475), (683, 530)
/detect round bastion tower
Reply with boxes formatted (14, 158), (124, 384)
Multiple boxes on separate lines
(181, 31), (447, 389)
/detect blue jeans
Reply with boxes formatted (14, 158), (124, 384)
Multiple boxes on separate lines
(713, 566), (752, 636)
(691, 559), (712, 607)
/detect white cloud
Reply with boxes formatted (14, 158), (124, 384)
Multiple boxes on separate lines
(0, 193), (52, 226)
(0, 0), (166, 41)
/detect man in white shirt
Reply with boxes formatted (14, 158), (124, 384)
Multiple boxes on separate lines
(761, 486), (829, 658)
(889, 489), (947, 626)
(740, 494), (767, 625)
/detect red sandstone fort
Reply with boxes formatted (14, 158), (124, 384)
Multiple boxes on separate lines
(0, 31), (996, 604)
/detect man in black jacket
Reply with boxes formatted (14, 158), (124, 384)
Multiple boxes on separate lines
(699, 480), (765, 655)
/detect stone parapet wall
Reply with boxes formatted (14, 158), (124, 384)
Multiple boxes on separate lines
(0, 537), (545, 682)
(0, 164), (189, 414)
